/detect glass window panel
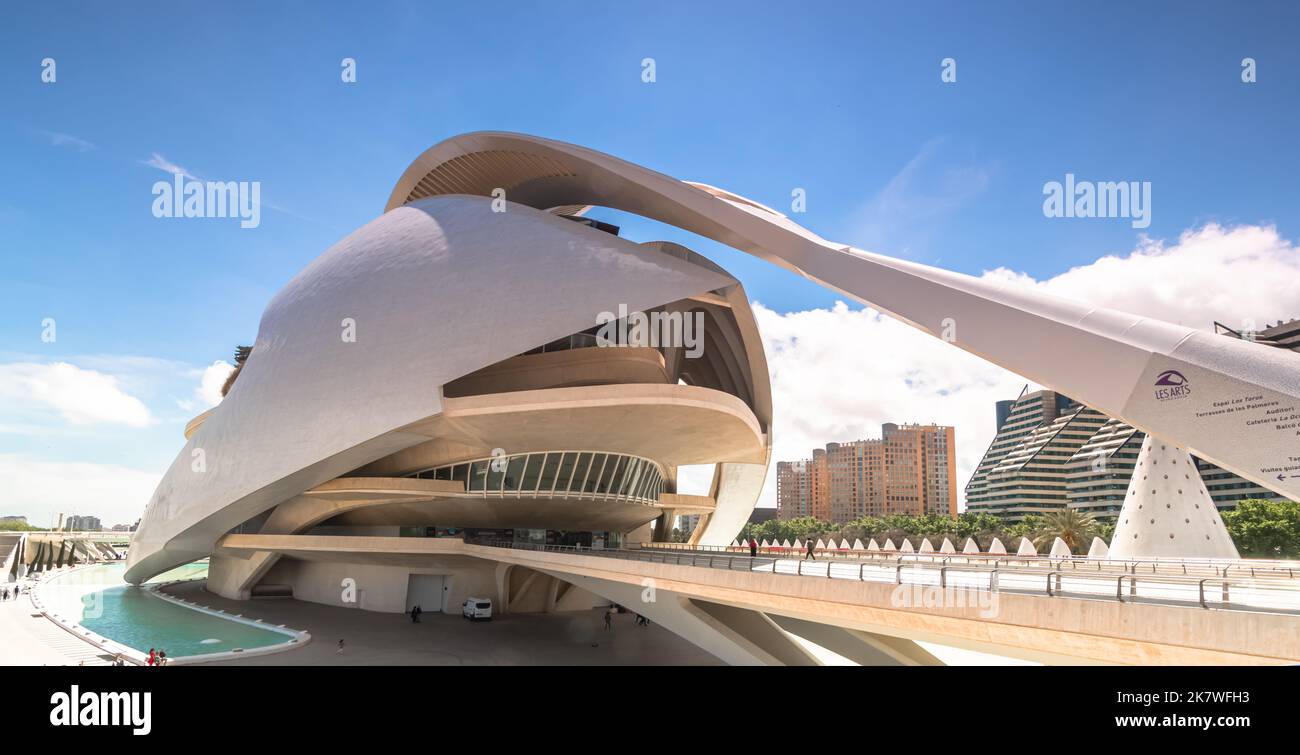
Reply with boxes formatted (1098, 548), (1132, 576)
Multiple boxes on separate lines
(553, 452), (578, 493)
(612, 457), (634, 496)
(584, 454), (607, 493)
(521, 454), (544, 492)
(636, 467), (657, 500)
(569, 453), (593, 492)
(639, 463), (656, 499)
(504, 456), (527, 491)
(618, 457), (639, 496)
(434, 467), (452, 481)
(625, 459), (645, 497)
(451, 464), (469, 486)
(468, 460), (490, 492)
(485, 456), (506, 492)
(538, 454), (562, 492)
(598, 456), (623, 494)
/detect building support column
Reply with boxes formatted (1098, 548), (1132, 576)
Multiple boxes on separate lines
(769, 615), (945, 665)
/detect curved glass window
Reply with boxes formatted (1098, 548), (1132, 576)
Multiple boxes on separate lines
(410, 451), (664, 505)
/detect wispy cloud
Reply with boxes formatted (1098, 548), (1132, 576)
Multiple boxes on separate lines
(142, 152), (198, 180)
(38, 130), (97, 152)
(849, 137), (994, 259)
(138, 152), (331, 228)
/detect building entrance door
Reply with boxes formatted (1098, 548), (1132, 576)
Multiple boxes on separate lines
(405, 574), (446, 613)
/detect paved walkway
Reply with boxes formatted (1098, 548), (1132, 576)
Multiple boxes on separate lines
(0, 586), (113, 666)
(162, 581), (722, 666)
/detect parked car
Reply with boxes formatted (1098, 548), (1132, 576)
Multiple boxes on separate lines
(462, 597), (492, 621)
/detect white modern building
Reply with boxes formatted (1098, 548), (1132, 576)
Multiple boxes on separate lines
(127, 131), (1300, 621)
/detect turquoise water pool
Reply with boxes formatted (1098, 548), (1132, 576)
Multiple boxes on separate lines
(40, 562), (295, 658)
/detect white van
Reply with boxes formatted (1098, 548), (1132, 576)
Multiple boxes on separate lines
(462, 597), (493, 621)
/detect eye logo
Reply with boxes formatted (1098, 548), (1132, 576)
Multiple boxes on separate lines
(1154, 369), (1191, 401)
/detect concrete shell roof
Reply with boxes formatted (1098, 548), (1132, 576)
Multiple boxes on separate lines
(386, 131), (1300, 506)
(126, 195), (754, 582)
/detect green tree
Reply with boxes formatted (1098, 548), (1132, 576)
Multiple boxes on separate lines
(1222, 498), (1300, 558)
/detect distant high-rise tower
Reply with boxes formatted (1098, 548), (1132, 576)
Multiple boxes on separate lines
(777, 424), (957, 523)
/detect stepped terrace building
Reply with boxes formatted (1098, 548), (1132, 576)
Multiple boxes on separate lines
(969, 388), (1296, 523)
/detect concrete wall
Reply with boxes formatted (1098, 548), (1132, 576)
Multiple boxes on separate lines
(260, 558), (500, 614)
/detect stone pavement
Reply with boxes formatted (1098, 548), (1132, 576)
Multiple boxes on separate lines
(162, 580), (723, 666)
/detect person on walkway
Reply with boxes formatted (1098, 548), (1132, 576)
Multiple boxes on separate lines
(410, 605), (421, 623)
(603, 605), (615, 631)
(749, 538), (758, 558)
(804, 539), (817, 561)
(2, 589), (8, 600)
(337, 639), (345, 654)
(157, 649), (167, 667)
(147, 648), (156, 666)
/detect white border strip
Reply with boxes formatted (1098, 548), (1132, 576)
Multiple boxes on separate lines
(30, 564), (310, 666)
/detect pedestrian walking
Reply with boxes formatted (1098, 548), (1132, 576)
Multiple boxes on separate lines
(748, 537), (758, 558)
(603, 605), (615, 631)
(804, 539), (817, 560)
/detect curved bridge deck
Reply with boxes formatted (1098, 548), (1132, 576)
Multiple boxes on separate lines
(215, 533), (1300, 665)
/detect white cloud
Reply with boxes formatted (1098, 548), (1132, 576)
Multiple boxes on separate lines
(39, 130), (96, 152)
(0, 362), (153, 427)
(142, 152), (197, 180)
(984, 223), (1300, 330)
(193, 360), (234, 410)
(755, 223), (1300, 512)
(0, 455), (159, 529)
(754, 302), (1025, 511)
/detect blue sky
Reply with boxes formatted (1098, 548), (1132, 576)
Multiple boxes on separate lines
(3, 1), (1299, 526)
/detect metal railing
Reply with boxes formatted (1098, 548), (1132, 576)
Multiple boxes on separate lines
(645, 541), (1300, 581)
(466, 538), (1300, 615)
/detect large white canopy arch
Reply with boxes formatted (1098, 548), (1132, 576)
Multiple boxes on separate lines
(387, 131), (1300, 504)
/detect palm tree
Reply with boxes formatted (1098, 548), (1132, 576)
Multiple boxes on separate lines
(1032, 509), (1098, 553)
(221, 345), (253, 397)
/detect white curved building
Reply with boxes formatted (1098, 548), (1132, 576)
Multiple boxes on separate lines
(128, 131), (1300, 617)
(127, 165), (772, 613)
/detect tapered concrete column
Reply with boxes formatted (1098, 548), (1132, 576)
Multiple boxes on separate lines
(1109, 434), (1239, 560)
(542, 571), (819, 665)
(686, 513), (713, 546)
(769, 615), (944, 666)
(652, 510), (678, 543)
